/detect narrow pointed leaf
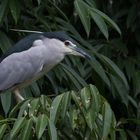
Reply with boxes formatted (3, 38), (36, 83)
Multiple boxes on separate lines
(110, 74), (128, 105)
(119, 130), (127, 140)
(10, 117), (26, 139)
(110, 114), (116, 140)
(83, 85), (101, 130)
(18, 100), (30, 117)
(36, 114), (48, 139)
(74, 0), (91, 36)
(48, 120), (57, 140)
(96, 54), (129, 90)
(9, 100), (29, 118)
(31, 82), (41, 96)
(89, 84), (101, 114)
(29, 98), (39, 116)
(63, 67), (82, 89)
(101, 101), (112, 139)
(50, 94), (64, 123)
(90, 11), (108, 39)
(80, 87), (91, 110)
(0, 91), (11, 115)
(21, 119), (33, 140)
(0, 124), (7, 139)
(0, 31), (12, 53)
(92, 8), (121, 35)
(89, 56), (111, 88)
(61, 63), (87, 86)
(0, 0), (9, 23)
(10, 0), (20, 24)
(61, 92), (71, 119)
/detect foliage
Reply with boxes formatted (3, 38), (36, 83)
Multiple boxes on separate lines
(0, 85), (116, 140)
(0, 0), (139, 139)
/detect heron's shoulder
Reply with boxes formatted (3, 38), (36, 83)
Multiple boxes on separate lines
(0, 33), (43, 62)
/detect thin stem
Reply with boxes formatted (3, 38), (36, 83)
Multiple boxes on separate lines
(14, 89), (24, 102)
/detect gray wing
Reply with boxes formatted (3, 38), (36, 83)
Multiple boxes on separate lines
(0, 43), (44, 91)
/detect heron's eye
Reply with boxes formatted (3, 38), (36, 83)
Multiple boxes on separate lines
(64, 41), (70, 46)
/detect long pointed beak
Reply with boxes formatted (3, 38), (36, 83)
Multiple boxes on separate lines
(65, 41), (91, 59)
(69, 45), (91, 60)
(73, 47), (91, 60)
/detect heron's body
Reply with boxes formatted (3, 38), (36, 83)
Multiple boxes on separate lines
(0, 31), (90, 100)
(0, 37), (66, 91)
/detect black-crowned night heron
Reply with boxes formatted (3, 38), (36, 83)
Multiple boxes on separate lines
(0, 31), (90, 101)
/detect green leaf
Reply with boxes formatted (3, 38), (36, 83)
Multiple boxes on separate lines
(85, 0), (97, 8)
(128, 95), (137, 108)
(61, 92), (71, 119)
(10, 117), (26, 139)
(110, 114), (116, 140)
(0, 124), (7, 139)
(69, 109), (79, 130)
(48, 120), (57, 140)
(90, 11), (109, 39)
(96, 54), (129, 90)
(29, 98), (39, 117)
(110, 74), (128, 105)
(0, 0), (9, 23)
(71, 91), (86, 115)
(89, 56), (111, 88)
(20, 119), (33, 140)
(0, 91), (11, 115)
(124, 59), (135, 81)
(40, 95), (51, 110)
(63, 67), (82, 89)
(18, 100), (30, 117)
(31, 82), (41, 96)
(47, 0), (69, 21)
(61, 63), (87, 87)
(84, 85), (101, 130)
(89, 84), (101, 114)
(92, 8), (121, 35)
(71, 90), (90, 131)
(74, 0), (91, 36)
(46, 73), (59, 94)
(71, 85), (101, 131)
(80, 87), (91, 110)
(36, 114), (48, 139)
(9, 99), (29, 118)
(0, 31), (12, 53)
(50, 94), (64, 123)
(0, 118), (15, 123)
(101, 101), (112, 139)
(10, 0), (20, 24)
(119, 129), (127, 140)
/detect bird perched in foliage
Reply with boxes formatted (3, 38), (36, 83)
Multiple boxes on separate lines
(0, 31), (90, 101)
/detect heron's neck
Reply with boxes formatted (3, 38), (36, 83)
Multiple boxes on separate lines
(42, 47), (65, 71)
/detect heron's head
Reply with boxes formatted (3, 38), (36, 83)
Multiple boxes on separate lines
(43, 31), (91, 59)
(62, 40), (91, 59)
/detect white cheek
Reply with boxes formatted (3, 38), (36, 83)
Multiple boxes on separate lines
(64, 46), (73, 53)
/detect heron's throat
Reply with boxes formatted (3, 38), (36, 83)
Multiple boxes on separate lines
(43, 51), (65, 72)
